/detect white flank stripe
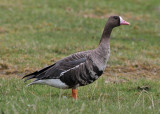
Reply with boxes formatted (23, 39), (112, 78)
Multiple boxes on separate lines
(29, 79), (69, 89)
(60, 63), (84, 76)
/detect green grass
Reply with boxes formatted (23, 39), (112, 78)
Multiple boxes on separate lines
(1, 77), (160, 113)
(0, 0), (160, 113)
(0, 0), (160, 70)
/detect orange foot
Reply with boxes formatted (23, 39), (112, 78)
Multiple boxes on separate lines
(72, 89), (78, 99)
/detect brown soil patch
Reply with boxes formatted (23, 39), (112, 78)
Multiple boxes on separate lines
(104, 62), (160, 80)
(0, 61), (22, 78)
(0, 27), (8, 34)
(0, 61), (159, 81)
(75, 11), (151, 21)
(0, 62), (9, 70)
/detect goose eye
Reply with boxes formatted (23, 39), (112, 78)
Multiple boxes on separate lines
(114, 17), (118, 20)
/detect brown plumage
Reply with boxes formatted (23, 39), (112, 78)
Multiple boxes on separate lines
(23, 16), (130, 99)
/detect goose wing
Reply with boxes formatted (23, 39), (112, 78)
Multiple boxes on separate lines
(23, 52), (88, 82)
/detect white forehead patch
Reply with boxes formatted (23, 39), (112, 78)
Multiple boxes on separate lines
(119, 16), (123, 23)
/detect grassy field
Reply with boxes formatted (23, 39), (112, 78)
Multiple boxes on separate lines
(0, 0), (160, 113)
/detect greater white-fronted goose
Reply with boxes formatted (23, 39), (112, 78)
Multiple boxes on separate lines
(23, 16), (130, 99)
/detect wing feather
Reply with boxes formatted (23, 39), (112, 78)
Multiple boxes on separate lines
(23, 52), (88, 81)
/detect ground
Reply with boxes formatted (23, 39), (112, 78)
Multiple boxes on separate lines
(0, 0), (160, 113)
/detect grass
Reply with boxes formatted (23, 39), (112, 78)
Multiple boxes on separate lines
(0, 0), (160, 113)
(1, 77), (160, 113)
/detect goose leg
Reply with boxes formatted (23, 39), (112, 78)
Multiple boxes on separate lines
(72, 88), (78, 99)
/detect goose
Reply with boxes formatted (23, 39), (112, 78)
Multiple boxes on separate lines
(23, 16), (130, 99)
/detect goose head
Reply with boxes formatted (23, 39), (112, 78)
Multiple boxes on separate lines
(107, 16), (130, 28)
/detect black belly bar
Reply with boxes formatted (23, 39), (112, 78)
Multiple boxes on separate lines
(60, 65), (103, 88)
